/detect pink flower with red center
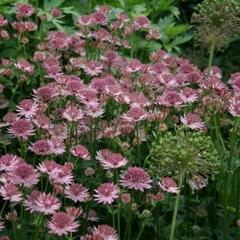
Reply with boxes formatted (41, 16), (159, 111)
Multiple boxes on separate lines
(7, 163), (39, 188)
(230, 72), (240, 94)
(23, 190), (40, 213)
(83, 60), (103, 76)
(15, 59), (34, 74)
(16, 3), (35, 18)
(0, 183), (22, 202)
(37, 160), (59, 174)
(34, 85), (57, 102)
(8, 118), (34, 140)
(122, 104), (148, 123)
(158, 177), (179, 193)
(71, 145), (90, 160)
(65, 183), (90, 203)
(48, 31), (70, 50)
(180, 88), (198, 103)
(229, 96), (240, 117)
(146, 28), (161, 40)
(49, 165), (73, 185)
(0, 154), (19, 172)
(33, 192), (61, 215)
(156, 90), (183, 107)
(51, 138), (65, 155)
(3, 112), (17, 124)
(120, 167), (152, 191)
(84, 101), (104, 118)
(32, 113), (51, 129)
(16, 99), (38, 119)
(92, 11), (107, 25)
(0, 15), (8, 27)
(65, 76), (85, 95)
(126, 59), (142, 73)
(92, 224), (118, 240)
(133, 15), (150, 30)
(49, 124), (68, 140)
(78, 15), (93, 26)
(47, 212), (79, 236)
(96, 149), (128, 169)
(94, 183), (119, 205)
(66, 207), (83, 219)
(29, 139), (53, 155)
(180, 113), (205, 130)
(63, 104), (84, 122)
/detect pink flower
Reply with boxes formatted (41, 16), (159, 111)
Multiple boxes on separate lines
(0, 154), (19, 172)
(126, 59), (142, 73)
(49, 165), (73, 185)
(65, 183), (90, 203)
(180, 113), (205, 130)
(34, 85), (57, 102)
(48, 31), (70, 50)
(8, 118), (34, 140)
(230, 72), (240, 94)
(94, 183), (119, 205)
(0, 15), (8, 27)
(158, 177), (179, 193)
(84, 101), (104, 118)
(180, 88), (198, 103)
(47, 212), (79, 236)
(29, 139), (53, 155)
(122, 104), (148, 123)
(7, 163), (39, 188)
(66, 207), (83, 219)
(134, 15), (150, 28)
(120, 167), (152, 191)
(37, 160), (59, 174)
(83, 60), (103, 76)
(51, 138), (65, 155)
(63, 104), (84, 122)
(15, 59), (34, 74)
(156, 90), (183, 107)
(92, 224), (118, 240)
(0, 183), (22, 202)
(25, 191), (61, 215)
(16, 99), (38, 119)
(71, 145), (90, 160)
(16, 3), (35, 18)
(96, 149), (128, 169)
(229, 96), (240, 117)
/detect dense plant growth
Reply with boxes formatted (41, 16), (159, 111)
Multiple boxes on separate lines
(0, 1), (239, 240)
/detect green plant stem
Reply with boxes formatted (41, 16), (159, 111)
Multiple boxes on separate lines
(0, 201), (7, 217)
(136, 220), (146, 240)
(207, 35), (216, 75)
(169, 174), (183, 240)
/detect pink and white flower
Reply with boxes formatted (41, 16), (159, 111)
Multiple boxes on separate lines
(158, 177), (179, 193)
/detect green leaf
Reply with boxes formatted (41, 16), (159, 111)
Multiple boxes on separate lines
(171, 33), (194, 46)
(44, 0), (65, 12)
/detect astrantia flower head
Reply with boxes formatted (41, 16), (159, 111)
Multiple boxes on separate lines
(96, 149), (128, 169)
(8, 118), (34, 140)
(63, 104), (84, 122)
(120, 167), (152, 191)
(47, 212), (79, 236)
(16, 99), (38, 119)
(29, 139), (53, 155)
(94, 183), (119, 205)
(150, 127), (219, 184)
(8, 163), (39, 188)
(156, 90), (183, 107)
(65, 183), (90, 203)
(0, 154), (19, 172)
(158, 177), (179, 194)
(92, 224), (118, 240)
(180, 113), (205, 130)
(0, 183), (23, 202)
(122, 104), (148, 123)
(71, 145), (90, 160)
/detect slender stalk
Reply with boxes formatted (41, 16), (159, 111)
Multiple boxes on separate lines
(169, 174), (183, 240)
(136, 221), (146, 240)
(207, 35), (216, 75)
(0, 201), (7, 217)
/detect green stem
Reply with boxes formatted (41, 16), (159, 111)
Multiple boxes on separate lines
(136, 221), (146, 240)
(0, 201), (7, 217)
(169, 174), (183, 240)
(207, 35), (216, 75)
